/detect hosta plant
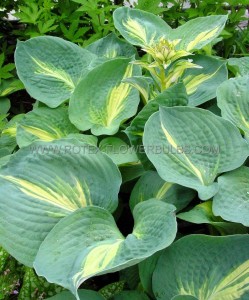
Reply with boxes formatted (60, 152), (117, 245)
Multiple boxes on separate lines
(0, 6), (249, 300)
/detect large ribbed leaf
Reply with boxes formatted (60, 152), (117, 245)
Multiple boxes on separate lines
(177, 201), (247, 234)
(34, 200), (177, 299)
(15, 36), (96, 108)
(86, 33), (137, 58)
(113, 7), (171, 47)
(0, 139), (121, 266)
(69, 58), (140, 135)
(213, 166), (249, 227)
(114, 8), (226, 52)
(130, 171), (195, 212)
(143, 107), (248, 200)
(16, 107), (79, 148)
(217, 76), (249, 138)
(171, 15), (227, 51)
(183, 55), (228, 106)
(153, 235), (249, 300)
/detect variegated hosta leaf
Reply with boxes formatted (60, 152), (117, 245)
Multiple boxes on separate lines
(0, 139), (121, 266)
(126, 83), (188, 168)
(171, 15), (227, 51)
(86, 33), (137, 59)
(130, 171), (195, 212)
(15, 36), (96, 108)
(99, 137), (138, 165)
(228, 57), (249, 76)
(217, 76), (249, 138)
(177, 201), (247, 235)
(113, 7), (171, 48)
(213, 166), (249, 227)
(47, 290), (105, 300)
(153, 235), (249, 300)
(143, 107), (248, 200)
(69, 58), (140, 135)
(182, 55), (228, 106)
(16, 107), (79, 148)
(34, 200), (177, 299)
(114, 8), (226, 53)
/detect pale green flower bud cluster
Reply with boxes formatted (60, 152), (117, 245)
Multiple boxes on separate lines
(143, 38), (192, 69)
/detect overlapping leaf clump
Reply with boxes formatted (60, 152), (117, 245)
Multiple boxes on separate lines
(0, 6), (249, 300)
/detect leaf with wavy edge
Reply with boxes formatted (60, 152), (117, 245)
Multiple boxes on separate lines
(113, 8), (226, 52)
(143, 106), (248, 200)
(113, 7), (171, 47)
(69, 58), (140, 135)
(15, 36), (96, 107)
(34, 200), (177, 299)
(0, 139), (121, 266)
(183, 55), (228, 106)
(172, 15), (227, 51)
